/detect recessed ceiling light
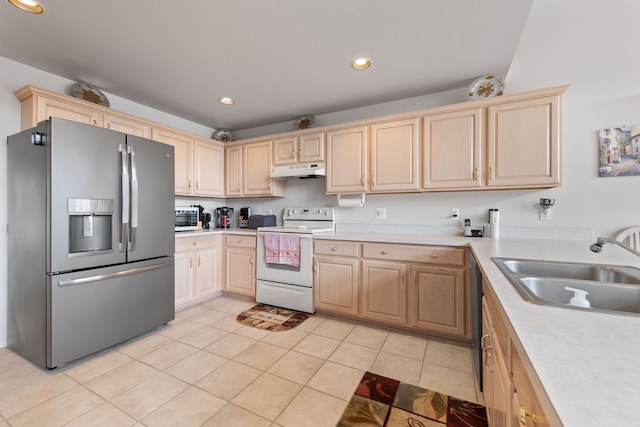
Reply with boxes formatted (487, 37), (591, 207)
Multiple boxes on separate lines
(219, 97), (235, 105)
(351, 57), (372, 70)
(6, 0), (44, 14)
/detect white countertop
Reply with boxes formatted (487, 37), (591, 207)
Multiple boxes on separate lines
(174, 228), (257, 238)
(316, 232), (640, 426)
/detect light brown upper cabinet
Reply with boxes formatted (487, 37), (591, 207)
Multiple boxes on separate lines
(152, 127), (224, 197)
(274, 132), (325, 165)
(326, 126), (369, 193)
(243, 140), (286, 197)
(104, 112), (151, 138)
(486, 94), (561, 188)
(225, 145), (243, 197)
(422, 108), (484, 190)
(370, 118), (420, 192)
(16, 86), (103, 129)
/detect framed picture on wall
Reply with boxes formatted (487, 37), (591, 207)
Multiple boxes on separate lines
(598, 125), (640, 177)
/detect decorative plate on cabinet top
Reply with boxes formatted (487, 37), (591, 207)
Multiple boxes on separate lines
(295, 114), (315, 129)
(466, 75), (504, 101)
(213, 129), (234, 142)
(70, 82), (110, 107)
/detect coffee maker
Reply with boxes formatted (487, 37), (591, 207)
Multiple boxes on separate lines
(215, 207), (234, 228)
(238, 207), (251, 228)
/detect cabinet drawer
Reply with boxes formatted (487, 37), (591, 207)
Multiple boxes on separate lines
(226, 234), (256, 249)
(314, 240), (360, 257)
(175, 235), (218, 252)
(362, 243), (464, 266)
(483, 286), (510, 359)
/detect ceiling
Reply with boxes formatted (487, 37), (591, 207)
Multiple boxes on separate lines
(0, 0), (532, 132)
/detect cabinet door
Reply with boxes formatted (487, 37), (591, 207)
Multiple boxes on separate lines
(314, 256), (359, 316)
(174, 250), (195, 309)
(487, 95), (561, 188)
(225, 247), (256, 297)
(195, 245), (222, 298)
(410, 265), (466, 338)
(152, 128), (193, 195)
(37, 95), (102, 127)
(243, 140), (274, 196)
(491, 331), (513, 427)
(194, 138), (224, 197)
(298, 132), (325, 163)
(225, 146), (243, 197)
(361, 260), (407, 325)
(104, 113), (151, 138)
(274, 137), (297, 165)
(326, 127), (368, 193)
(370, 118), (420, 192)
(422, 108), (483, 190)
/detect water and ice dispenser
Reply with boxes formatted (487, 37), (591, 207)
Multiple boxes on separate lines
(68, 198), (113, 255)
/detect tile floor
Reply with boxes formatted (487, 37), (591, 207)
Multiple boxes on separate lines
(0, 295), (481, 427)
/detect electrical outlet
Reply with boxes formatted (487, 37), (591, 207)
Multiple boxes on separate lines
(540, 208), (551, 221)
(451, 208), (460, 220)
(375, 208), (387, 219)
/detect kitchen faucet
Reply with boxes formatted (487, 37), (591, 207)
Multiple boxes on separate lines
(590, 237), (640, 259)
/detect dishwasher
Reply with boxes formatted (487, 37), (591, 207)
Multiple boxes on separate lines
(468, 251), (483, 391)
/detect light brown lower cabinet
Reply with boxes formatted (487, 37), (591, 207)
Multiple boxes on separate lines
(175, 235), (223, 311)
(361, 260), (408, 325)
(224, 234), (256, 297)
(313, 255), (360, 316)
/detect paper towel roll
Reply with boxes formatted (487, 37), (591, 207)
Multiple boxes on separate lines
(337, 194), (365, 207)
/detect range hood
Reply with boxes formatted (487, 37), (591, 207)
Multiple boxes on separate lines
(271, 162), (326, 179)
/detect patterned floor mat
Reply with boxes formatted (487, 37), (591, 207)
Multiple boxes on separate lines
(236, 303), (310, 331)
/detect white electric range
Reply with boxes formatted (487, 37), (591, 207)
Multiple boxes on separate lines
(256, 207), (335, 313)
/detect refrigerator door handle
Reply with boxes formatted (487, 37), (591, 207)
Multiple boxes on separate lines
(119, 144), (129, 252)
(57, 261), (174, 287)
(128, 144), (139, 252)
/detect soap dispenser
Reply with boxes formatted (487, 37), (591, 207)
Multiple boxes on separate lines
(565, 286), (591, 308)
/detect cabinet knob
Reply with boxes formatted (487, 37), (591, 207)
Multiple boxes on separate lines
(291, 151), (295, 158)
(192, 242), (196, 246)
(519, 406), (538, 425)
(431, 253), (439, 258)
(250, 257), (254, 265)
(361, 175), (365, 186)
(331, 247), (337, 251)
(298, 148), (303, 159)
(381, 250), (388, 255)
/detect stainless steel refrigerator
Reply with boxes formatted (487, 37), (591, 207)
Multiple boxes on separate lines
(7, 118), (175, 369)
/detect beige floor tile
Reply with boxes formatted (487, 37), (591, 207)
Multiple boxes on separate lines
(276, 387), (348, 427)
(64, 402), (136, 427)
(196, 360), (262, 401)
(293, 334), (341, 359)
(142, 386), (225, 427)
(205, 333), (256, 359)
(419, 362), (477, 403)
(231, 373), (302, 421)
(117, 333), (173, 359)
(214, 299), (256, 314)
(157, 319), (205, 339)
(85, 360), (158, 400)
(381, 332), (427, 361)
(267, 350), (324, 385)
(307, 361), (364, 400)
(202, 403), (271, 427)
(178, 325), (229, 348)
(344, 324), (390, 350)
(234, 324), (273, 340)
(175, 305), (210, 319)
(200, 296), (240, 309)
(165, 350), (227, 384)
(111, 373), (188, 420)
(0, 373), (78, 419)
(233, 341), (288, 371)
(370, 351), (423, 385)
(424, 340), (473, 373)
(311, 318), (356, 340)
(189, 309), (229, 326)
(261, 329), (308, 349)
(210, 314), (244, 332)
(293, 313), (327, 332)
(65, 350), (132, 384)
(8, 386), (103, 427)
(138, 340), (199, 370)
(0, 356), (50, 396)
(328, 341), (379, 371)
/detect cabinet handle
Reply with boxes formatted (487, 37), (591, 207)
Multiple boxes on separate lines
(381, 250), (388, 255)
(473, 167), (480, 181)
(188, 179), (192, 189)
(267, 182), (272, 190)
(361, 175), (365, 186)
(93, 119), (97, 125)
(196, 180), (200, 190)
(372, 174), (376, 187)
(489, 166), (495, 181)
(237, 184), (241, 191)
(250, 257), (254, 265)
(107, 123), (111, 129)
(197, 255), (201, 267)
(331, 247), (337, 251)
(189, 256), (193, 268)
(519, 406), (538, 425)
(298, 148), (303, 159)
(480, 333), (490, 348)
(401, 271), (405, 284)
(313, 263), (317, 273)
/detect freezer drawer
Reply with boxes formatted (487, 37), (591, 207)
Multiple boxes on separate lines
(48, 257), (174, 368)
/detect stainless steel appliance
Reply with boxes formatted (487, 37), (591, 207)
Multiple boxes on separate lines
(175, 206), (199, 231)
(468, 251), (483, 390)
(238, 207), (251, 228)
(215, 207), (234, 228)
(7, 118), (175, 369)
(256, 207), (335, 313)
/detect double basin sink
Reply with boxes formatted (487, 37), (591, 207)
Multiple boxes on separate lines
(493, 257), (640, 316)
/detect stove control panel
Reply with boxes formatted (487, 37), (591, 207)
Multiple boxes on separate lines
(283, 207), (334, 221)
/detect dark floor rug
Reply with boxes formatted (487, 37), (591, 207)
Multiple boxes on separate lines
(337, 371), (488, 427)
(236, 303), (310, 331)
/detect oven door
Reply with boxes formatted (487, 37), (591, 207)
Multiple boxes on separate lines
(256, 232), (313, 287)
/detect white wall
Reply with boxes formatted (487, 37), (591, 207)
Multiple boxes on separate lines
(0, 57), (216, 348)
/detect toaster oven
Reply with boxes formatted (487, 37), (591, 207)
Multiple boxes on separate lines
(174, 206), (199, 231)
